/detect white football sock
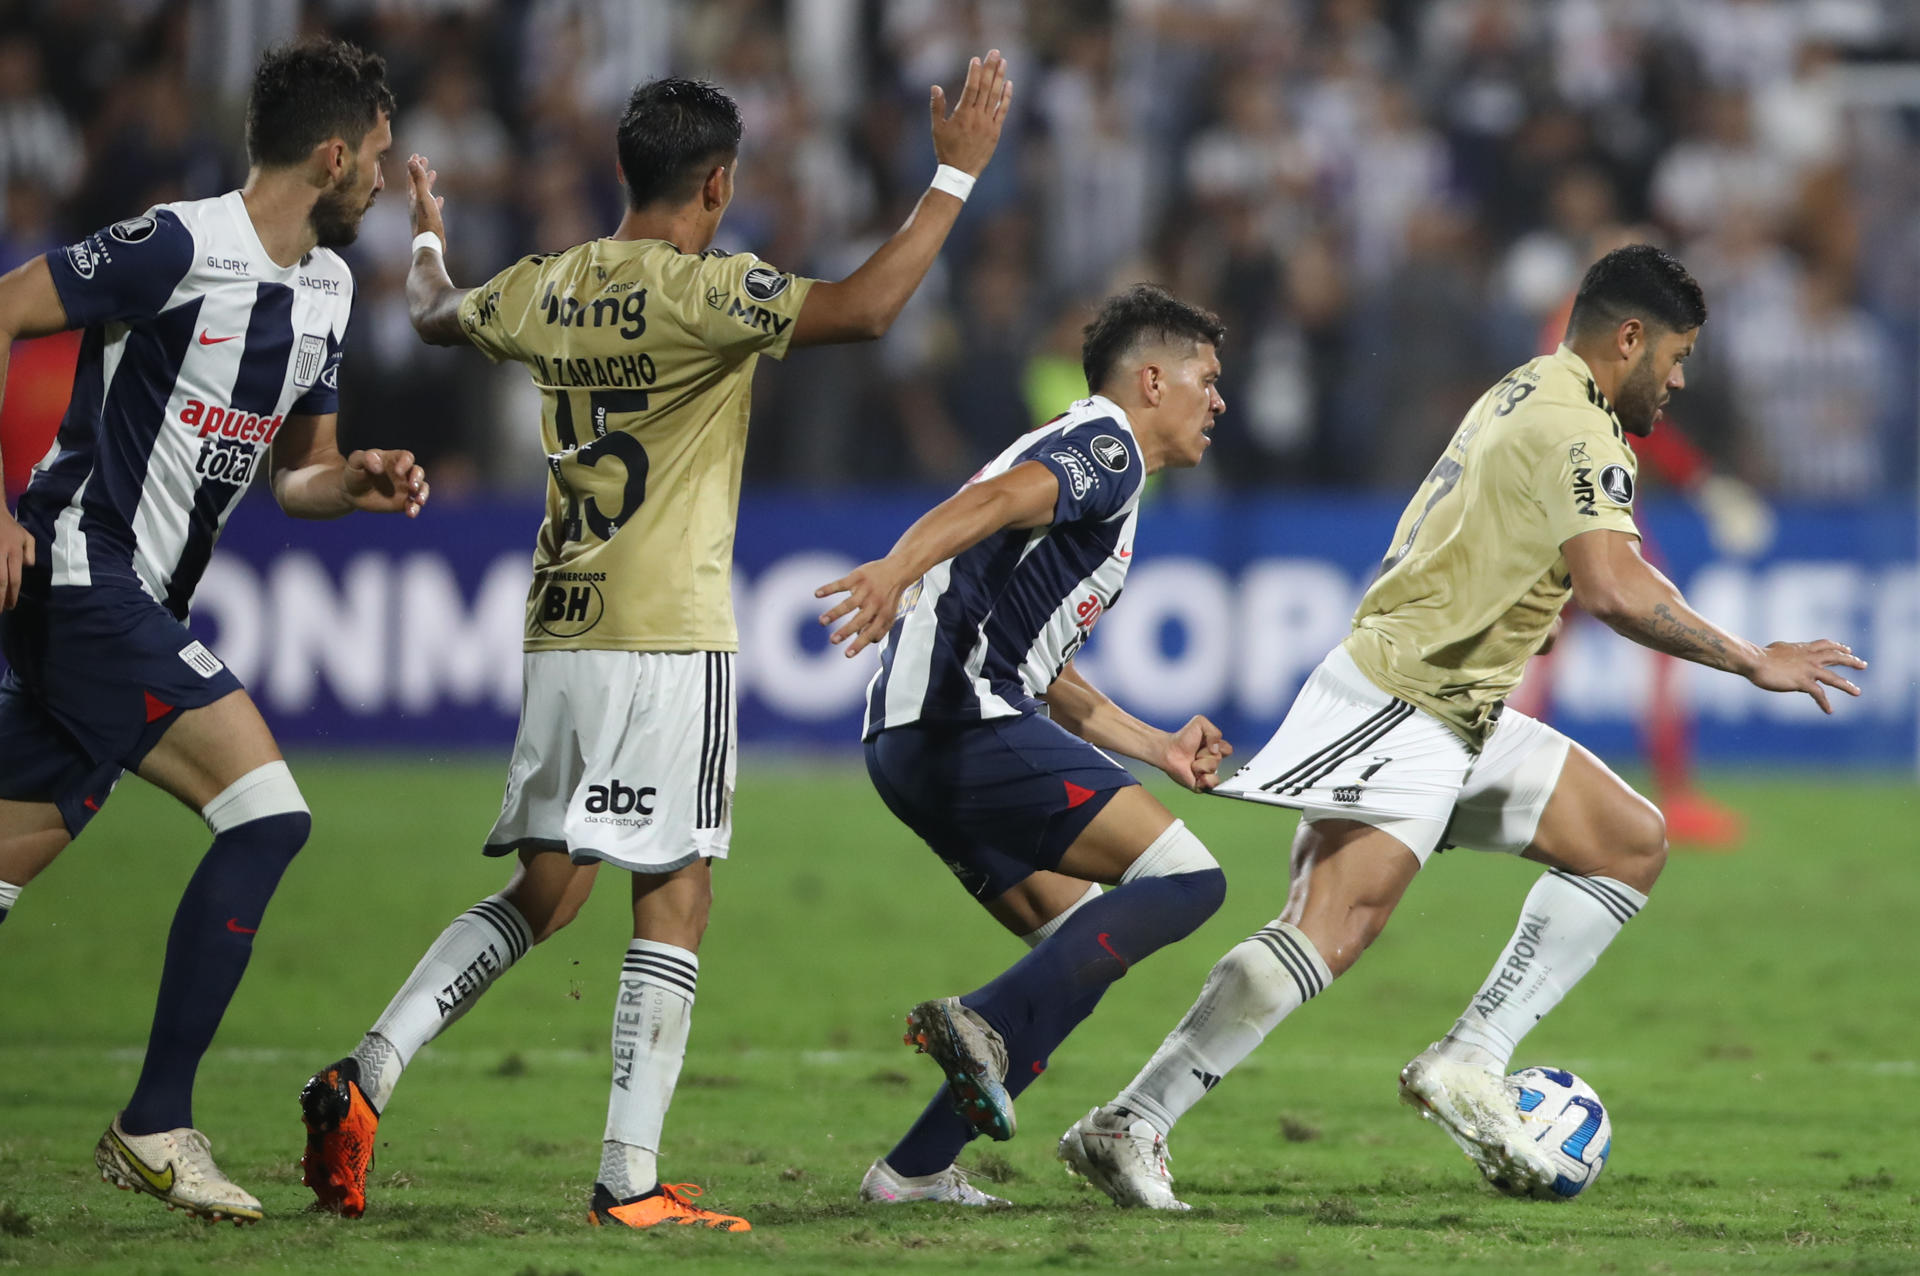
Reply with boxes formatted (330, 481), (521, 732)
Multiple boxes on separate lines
(356, 892), (533, 1110)
(598, 939), (698, 1198)
(1438, 870), (1647, 1071)
(0, 879), (21, 919)
(1113, 920), (1332, 1136)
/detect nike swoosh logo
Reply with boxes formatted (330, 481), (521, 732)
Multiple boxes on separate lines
(226, 918), (258, 935)
(1117, 547), (1132, 558)
(1096, 932), (1129, 969)
(198, 331), (240, 345)
(109, 1129), (175, 1193)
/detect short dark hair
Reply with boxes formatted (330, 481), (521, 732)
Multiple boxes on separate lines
(246, 39), (394, 168)
(1082, 284), (1227, 392)
(617, 78), (744, 210)
(1568, 244), (1708, 340)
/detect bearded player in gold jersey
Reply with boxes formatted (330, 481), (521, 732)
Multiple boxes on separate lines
(1055, 246), (1868, 1209)
(296, 59), (1012, 1230)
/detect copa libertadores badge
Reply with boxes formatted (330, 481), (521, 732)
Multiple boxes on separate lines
(743, 264), (790, 302)
(1599, 464), (1634, 505)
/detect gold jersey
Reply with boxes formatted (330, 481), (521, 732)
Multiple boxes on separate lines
(458, 240), (815, 651)
(1344, 345), (1641, 746)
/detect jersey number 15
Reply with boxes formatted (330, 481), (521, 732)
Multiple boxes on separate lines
(548, 388), (650, 543)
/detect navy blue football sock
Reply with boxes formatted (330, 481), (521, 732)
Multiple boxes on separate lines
(885, 988), (1105, 1178)
(120, 811), (309, 1135)
(962, 869), (1225, 1064)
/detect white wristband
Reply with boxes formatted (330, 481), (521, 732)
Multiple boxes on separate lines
(930, 164), (975, 202)
(411, 231), (444, 257)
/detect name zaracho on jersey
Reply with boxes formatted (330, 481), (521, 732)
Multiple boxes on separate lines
(864, 395), (1145, 738)
(457, 240), (815, 654)
(20, 193), (351, 618)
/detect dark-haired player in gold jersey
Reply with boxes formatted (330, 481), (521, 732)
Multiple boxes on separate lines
(298, 58), (1014, 1231)
(1058, 245), (1869, 1210)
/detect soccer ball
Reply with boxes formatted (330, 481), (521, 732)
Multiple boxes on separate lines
(1510, 1066), (1611, 1199)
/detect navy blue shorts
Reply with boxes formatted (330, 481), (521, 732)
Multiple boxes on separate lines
(0, 585), (244, 834)
(864, 713), (1138, 902)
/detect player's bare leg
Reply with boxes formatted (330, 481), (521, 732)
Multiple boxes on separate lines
(590, 857), (748, 1231)
(90, 690), (309, 1223)
(302, 847), (581, 1215)
(1413, 744), (1665, 1194)
(0, 799), (69, 925)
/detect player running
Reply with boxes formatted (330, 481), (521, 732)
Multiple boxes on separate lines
(1060, 245), (1867, 1208)
(815, 285), (1232, 1208)
(0, 40), (424, 1223)
(299, 60), (1013, 1231)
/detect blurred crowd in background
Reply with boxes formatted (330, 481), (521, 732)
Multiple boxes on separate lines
(3, 0), (1919, 500)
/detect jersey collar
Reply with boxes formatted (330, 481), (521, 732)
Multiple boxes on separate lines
(1085, 392), (1137, 436)
(1551, 344), (1625, 438)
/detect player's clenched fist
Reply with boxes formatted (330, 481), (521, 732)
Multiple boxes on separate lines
(344, 448), (430, 518)
(0, 507), (34, 611)
(930, 49), (1013, 177)
(1163, 715), (1232, 792)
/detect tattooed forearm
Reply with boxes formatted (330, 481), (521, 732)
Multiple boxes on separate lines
(1641, 602), (1740, 670)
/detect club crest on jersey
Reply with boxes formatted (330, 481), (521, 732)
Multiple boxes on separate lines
(293, 334), (327, 389)
(1091, 434), (1129, 471)
(742, 264), (791, 301)
(1051, 448), (1096, 499)
(109, 214), (157, 244)
(1599, 464), (1634, 505)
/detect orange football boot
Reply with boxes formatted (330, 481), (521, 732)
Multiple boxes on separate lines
(587, 1181), (752, 1231)
(299, 1057), (379, 1217)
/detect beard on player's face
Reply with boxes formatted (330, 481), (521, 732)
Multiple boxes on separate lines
(311, 165), (374, 249)
(1616, 351), (1663, 437)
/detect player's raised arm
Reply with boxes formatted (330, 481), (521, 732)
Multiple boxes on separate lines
(403, 154), (470, 346)
(0, 256), (74, 607)
(788, 50), (1012, 347)
(815, 459), (1057, 655)
(1563, 527), (1865, 712)
(1042, 661), (1232, 791)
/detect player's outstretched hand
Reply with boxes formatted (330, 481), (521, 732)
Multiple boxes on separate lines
(406, 154), (447, 248)
(816, 558), (913, 657)
(344, 448), (430, 518)
(0, 507), (34, 611)
(930, 50), (1012, 177)
(1746, 639), (1866, 714)
(1162, 715), (1232, 791)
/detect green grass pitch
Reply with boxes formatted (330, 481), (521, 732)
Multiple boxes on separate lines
(1, 757), (1916, 1274)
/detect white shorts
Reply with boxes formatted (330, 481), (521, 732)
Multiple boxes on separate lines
(484, 650), (736, 873)
(1214, 646), (1572, 864)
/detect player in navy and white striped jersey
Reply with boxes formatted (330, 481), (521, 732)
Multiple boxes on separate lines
(815, 286), (1233, 1208)
(0, 40), (426, 1224)
(862, 394), (1143, 736)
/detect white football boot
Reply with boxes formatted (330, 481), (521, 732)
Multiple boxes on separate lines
(1058, 1106), (1191, 1210)
(858, 1157), (1010, 1206)
(1398, 1045), (1557, 1197)
(95, 1116), (263, 1223)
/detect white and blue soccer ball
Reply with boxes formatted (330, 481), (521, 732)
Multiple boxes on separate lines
(1510, 1066), (1612, 1199)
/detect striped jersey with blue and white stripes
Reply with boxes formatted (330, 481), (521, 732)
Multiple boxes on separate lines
(19, 192), (352, 618)
(863, 395), (1145, 737)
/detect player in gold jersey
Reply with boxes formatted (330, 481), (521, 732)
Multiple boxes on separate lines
(1056, 246), (1869, 1208)
(298, 61), (1013, 1230)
